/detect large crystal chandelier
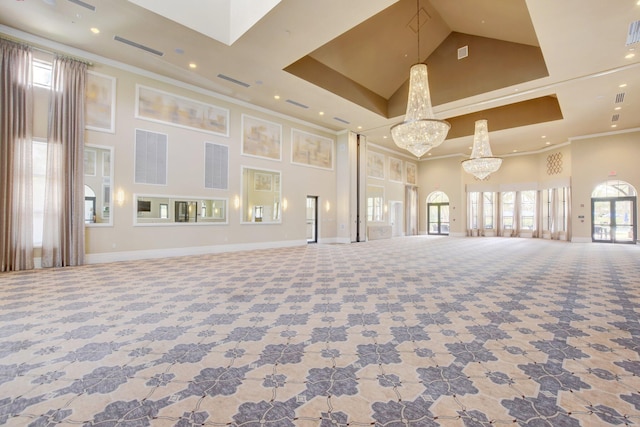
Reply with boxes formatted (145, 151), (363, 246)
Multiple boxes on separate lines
(461, 119), (502, 180)
(390, 0), (450, 158)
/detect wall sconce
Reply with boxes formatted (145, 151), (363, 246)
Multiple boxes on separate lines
(282, 198), (288, 211)
(234, 195), (240, 210)
(325, 200), (331, 212)
(116, 189), (125, 206)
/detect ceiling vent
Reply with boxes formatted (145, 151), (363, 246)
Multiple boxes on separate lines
(615, 92), (625, 103)
(333, 117), (350, 125)
(68, 0), (95, 11)
(627, 20), (640, 45)
(217, 74), (250, 88)
(458, 45), (469, 60)
(285, 99), (309, 109)
(612, 113), (620, 122)
(113, 36), (163, 56)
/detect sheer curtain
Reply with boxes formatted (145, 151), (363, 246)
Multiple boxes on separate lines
(405, 185), (418, 235)
(0, 39), (33, 272)
(41, 56), (87, 268)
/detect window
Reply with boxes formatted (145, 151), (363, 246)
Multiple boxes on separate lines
(501, 191), (515, 229)
(33, 59), (52, 88)
(483, 192), (495, 229)
(557, 188), (568, 232)
(468, 192), (479, 229)
(367, 185), (384, 222)
(32, 140), (47, 246)
(520, 190), (536, 230)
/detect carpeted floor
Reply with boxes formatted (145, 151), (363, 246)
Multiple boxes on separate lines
(1, 236), (639, 426)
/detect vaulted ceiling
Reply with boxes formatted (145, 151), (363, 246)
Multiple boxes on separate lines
(0, 0), (638, 160)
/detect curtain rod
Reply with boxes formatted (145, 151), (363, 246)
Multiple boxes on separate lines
(0, 34), (93, 66)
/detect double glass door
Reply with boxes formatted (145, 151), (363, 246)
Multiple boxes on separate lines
(592, 197), (636, 243)
(428, 203), (449, 235)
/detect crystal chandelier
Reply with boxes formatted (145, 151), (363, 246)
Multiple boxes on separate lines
(390, 0), (450, 158)
(461, 119), (502, 180)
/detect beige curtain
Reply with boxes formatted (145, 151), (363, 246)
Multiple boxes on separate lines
(41, 56), (86, 268)
(0, 39), (34, 272)
(405, 185), (418, 235)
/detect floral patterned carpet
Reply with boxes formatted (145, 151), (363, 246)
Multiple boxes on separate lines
(1, 236), (639, 426)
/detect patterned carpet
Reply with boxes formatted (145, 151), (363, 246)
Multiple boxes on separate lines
(1, 236), (639, 426)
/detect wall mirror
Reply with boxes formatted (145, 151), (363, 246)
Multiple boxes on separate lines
(134, 194), (228, 225)
(242, 166), (281, 223)
(84, 144), (113, 226)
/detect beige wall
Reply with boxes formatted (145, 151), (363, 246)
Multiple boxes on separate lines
(571, 131), (640, 241)
(33, 60), (338, 261)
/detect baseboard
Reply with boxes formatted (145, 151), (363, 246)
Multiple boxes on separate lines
(85, 239), (307, 264)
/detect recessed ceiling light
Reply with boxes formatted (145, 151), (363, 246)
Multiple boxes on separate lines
(541, 135), (546, 139)
(274, 95), (280, 100)
(615, 106), (622, 110)
(611, 124), (618, 128)
(625, 53), (636, 59)
(468, 146), (472, 150)
(383, 135), (387, 139)
(357, 126), (362, 130)
(189, 63), (197, 69)
(545, 141), (551, 145)
(619, 83), (627, 88)
(512, 149), (518, 153)
(319, 111), (324, 116)
(90, 27), (100, 34)
(428, 153), (432, 156)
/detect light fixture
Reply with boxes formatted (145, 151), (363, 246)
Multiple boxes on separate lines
(461, 119), (502, 180)
(390, 0), (450, 158)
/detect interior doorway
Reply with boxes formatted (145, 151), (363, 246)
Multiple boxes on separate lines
(306, 196), (318, 243)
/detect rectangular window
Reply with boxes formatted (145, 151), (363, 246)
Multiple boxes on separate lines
(469, 192), (479, 229)
(135, 129), (168, 185)
(366, 185), (384, 222)
(558, 187), (568, 232)
(204, 142), (228, 189)
(520, 190), (536, 230)
(501, 191), (515, 229)
(33, 59), (52, 88)
(32, 140), (48, 246)
(483, 192), (494, 229)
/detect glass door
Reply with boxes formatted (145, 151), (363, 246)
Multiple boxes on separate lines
(592, 197), (636, 243)
(428, 203), (449, 235)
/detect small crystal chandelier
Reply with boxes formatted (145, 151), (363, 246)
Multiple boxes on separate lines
(390, 0), (450, 158)
(461, 119), (502, 180)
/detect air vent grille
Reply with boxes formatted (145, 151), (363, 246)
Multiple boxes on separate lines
(458, 45), (468, 60)
(68, 0), (95, 11)
(627, 20), (640, 46)
(615, 92), (625, 103)
(217, 74), (250, 88)
(285, 99), (309, 109)
(333, 117), (350, 124)
(113, 36), (163, 56)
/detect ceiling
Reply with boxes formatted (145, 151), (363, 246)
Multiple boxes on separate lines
(1, 0), (639, 161)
